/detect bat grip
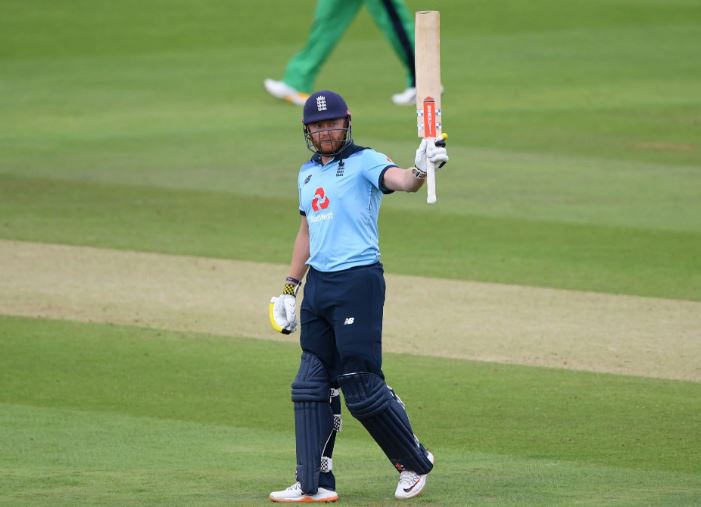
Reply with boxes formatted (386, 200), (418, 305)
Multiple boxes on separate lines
(426, 156), (437, 204)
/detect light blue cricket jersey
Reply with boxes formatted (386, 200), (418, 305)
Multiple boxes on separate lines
(298, 144), (396, 272)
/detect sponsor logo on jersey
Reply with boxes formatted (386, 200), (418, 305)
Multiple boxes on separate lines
(304, 174), (312, 185)
(311, 187), (330, 212)
(308, 211), (333, 223)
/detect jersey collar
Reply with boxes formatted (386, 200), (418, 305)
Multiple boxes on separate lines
(310, 143), (367, 165)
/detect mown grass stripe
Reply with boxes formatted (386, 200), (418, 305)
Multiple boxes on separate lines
(1, 175), (699, 300)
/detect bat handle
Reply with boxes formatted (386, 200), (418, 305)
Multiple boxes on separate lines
(426, 156), (437, 204)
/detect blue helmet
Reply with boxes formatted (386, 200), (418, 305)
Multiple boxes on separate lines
(302, 90), (353, 155)
(303, 90), (350, 124)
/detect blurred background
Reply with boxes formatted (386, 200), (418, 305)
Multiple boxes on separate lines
(2, 0), (699, 298)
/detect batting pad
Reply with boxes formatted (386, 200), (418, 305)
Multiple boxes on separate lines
(291, 352), (334, 494)
(338, 372), (433, 475)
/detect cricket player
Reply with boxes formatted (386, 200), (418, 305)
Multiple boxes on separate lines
(268, 90), (448, 502)
(264, 0), (417, 106)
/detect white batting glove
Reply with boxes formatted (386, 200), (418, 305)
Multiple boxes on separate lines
(268, 277), (301, 334)
(269, 295), (297, 334)
(414, 136), (449, 176)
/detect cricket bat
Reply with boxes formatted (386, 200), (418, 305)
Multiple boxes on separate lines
(415, 10), (442, 204)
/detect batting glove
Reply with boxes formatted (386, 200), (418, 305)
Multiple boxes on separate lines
(414, 136), (449, 177)
(269, 277), (301, 334)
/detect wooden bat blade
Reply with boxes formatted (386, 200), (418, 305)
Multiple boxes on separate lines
(415, 10), (442, 204)
(415, 11), (442, 139)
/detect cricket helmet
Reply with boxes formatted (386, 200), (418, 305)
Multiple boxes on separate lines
(302, 90), (353, 155)
(303, 90), (350, 124)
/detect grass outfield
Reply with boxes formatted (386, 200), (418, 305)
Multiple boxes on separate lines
(1, 316), (700, 506)
(1, 176), (699, 300)
(1, 1), (700, 300)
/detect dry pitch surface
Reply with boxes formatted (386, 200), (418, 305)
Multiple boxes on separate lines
(1, 239), (699, 382)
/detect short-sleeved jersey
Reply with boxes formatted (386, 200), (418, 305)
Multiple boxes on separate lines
(298, 144), (396, 272)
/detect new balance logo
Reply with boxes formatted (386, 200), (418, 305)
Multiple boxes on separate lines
(343, 317), (355, 325)
(316, 96), (327, 111)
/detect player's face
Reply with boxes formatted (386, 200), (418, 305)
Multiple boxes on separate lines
(307, 118), (348, 154)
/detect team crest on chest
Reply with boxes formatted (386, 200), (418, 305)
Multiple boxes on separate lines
(336, 160), (345, 177)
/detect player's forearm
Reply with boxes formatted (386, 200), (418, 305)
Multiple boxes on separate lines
(383, 166), (426, 193)
(289, 244), (309, 282)
(288, 219), (310, 281)
(404, 167), (427, 192)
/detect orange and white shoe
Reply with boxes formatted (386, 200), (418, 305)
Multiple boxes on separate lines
(394, 451), (434, 500)
(269, 482), (338, 503)
(263, 79), (309, 106)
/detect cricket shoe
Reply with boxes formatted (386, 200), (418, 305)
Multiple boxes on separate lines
(391, 86), (445, 105)
(264, 79), (309, 106)
(394, 451), (434, 500)
(269, 482), (338, 503)
(391, 86), (417, 105)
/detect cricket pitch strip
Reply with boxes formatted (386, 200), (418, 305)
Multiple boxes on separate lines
(1, 239), (699, 382)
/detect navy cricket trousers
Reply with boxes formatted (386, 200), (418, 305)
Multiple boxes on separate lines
(300, 262), (386, 382)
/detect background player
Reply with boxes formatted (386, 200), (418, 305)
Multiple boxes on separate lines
(264, 0), (417, 106)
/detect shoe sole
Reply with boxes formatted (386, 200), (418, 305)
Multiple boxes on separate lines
(269, 494), (338, 503)
(397, 480), (426, 500)
(263, 80), (308, 106)
(283, 93), (309, 106)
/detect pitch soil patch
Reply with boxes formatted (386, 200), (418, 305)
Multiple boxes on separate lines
(1, 240), (699, 381)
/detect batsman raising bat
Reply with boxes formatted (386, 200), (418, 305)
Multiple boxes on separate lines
(268, 89), (448, 503)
